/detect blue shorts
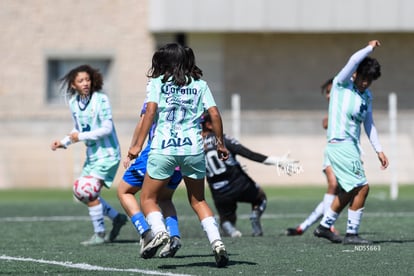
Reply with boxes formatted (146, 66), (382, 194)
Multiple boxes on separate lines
(82, 158), (120, 188)
(147, 152), (206, 180)
(325, 142), (367, 192)
(122, 143), (182, 189)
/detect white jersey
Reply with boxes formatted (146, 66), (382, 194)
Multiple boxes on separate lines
(327, 44), (382, 153)
(328, 80), (373, 144)
(146, 76), (217, 156)
(68, 92), (121, 163)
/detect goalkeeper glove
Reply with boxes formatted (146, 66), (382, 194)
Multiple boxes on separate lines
(263, 152), (303, 176)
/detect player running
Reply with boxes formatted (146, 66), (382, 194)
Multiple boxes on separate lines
(50, 64), (127, 246)
(128, 43), (230, 267)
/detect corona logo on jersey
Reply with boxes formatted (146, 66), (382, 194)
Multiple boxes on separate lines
(161, 83), (198, 95)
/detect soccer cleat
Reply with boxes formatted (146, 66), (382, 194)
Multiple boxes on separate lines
(313, 225), (342, 243)
(250, 210), (263, 236)
(107, 213), (128, 242)
(343, 234), (372, 245)
(81, 232), (105, 246)
(212, 240), (229, 268)
(140, 231), (169, 259)
(159, 236), (182, 258)
(221, 221), (242, 238)
(286, 227), (303, 236)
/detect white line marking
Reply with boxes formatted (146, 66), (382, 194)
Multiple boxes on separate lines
(0, 255), (193, 276)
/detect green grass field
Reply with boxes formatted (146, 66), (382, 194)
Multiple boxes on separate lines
(1, 185), (413, 275)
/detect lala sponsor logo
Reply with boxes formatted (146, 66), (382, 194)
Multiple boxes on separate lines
(161, 137), (193, 149)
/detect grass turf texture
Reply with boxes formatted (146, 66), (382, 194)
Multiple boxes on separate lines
(0, 185), (413, 275)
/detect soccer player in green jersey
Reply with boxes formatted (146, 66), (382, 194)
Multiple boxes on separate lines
(313, 40), (389, 245)
(128, 43), (230, 267)
(51, 65), (127, 246)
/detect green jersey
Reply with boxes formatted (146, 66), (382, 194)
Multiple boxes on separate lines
(146, 76), (217, 155)
(68, 92), (120, 163)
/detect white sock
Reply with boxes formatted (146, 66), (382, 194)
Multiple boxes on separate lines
(323, 193), (335, 212)
(88, 204), (105, 233)
(320, 208), (339, 229)
(299, 201), (324, 231)
(347, 208), (364, 234)
(146, 211), (166, 234)
(200, 216), (221, 245)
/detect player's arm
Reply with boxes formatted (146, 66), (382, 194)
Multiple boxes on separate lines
(363, 111), (389, 169)
(322, 115), (328, 129)
(74, 119), (113, 142)
(335, 40), (380, 84)
(75, 94), (115, 142)
(128, 102), (148, 151)
(226, 137), (267, 163)
(129, 101), (156, 160)
(50, 126), (77, 151)
(207, 106), (229, 160)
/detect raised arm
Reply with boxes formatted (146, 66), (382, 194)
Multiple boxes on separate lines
(336, 40), (380, 84)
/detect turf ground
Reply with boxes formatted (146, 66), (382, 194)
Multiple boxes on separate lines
(0, 185), (413, 275)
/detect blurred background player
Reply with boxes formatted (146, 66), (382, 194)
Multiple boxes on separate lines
(202, 113), (302, 237)
(128, 43), (230, 267)
(286, 78), (339, 236)
(314, 40), (389, 244)
(50, 64), (127, 246)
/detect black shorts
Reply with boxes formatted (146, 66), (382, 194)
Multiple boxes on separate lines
(212, 176), (260, 219)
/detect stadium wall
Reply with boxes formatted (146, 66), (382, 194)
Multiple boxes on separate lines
(1, 111), (413, 189)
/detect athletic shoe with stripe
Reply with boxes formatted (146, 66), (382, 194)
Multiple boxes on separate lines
(286, 227), (303, 236)
(343, 234), (371, 245)
(313, 225), (342, 243)
(159, 236), (182, 258)
(212, 240), (229, 268)
(140, 231), (169, 259)
(81, 232), (105, 246)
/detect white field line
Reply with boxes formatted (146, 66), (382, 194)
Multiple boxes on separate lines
(0, 212), (413, 222)
(0, 255), (193, 276)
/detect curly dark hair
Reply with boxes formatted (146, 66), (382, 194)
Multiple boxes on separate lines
(60, 64), (103, 96)
(356, 57), (381, 80)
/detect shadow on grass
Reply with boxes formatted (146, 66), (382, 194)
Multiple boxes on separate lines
(372, 239), (414, 244)
(358, 232), (414, 244)
(159, 259), (257, 269)
(107, 239), (139, 244)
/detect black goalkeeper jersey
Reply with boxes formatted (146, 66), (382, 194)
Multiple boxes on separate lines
(204, 133), (267, 193)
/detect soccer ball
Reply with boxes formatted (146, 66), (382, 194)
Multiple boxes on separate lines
(73, 176), (102, 203)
